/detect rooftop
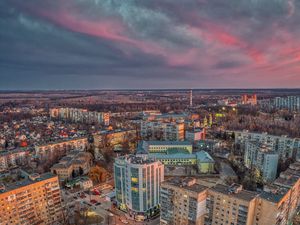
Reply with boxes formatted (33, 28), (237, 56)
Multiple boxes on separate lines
(163, 177), (207, 193)
(115, 154), (159, 165)
(0, 172), (57, 194)
(211, 184), (258, 202)
(259, 191), (285, 203)
(144, 140), (192, 146)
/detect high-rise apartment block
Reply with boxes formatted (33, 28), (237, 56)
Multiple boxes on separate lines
(274, 96), (300, 111)
(245, 142), (279, 182)
(235, 131), (300, 160)
(141, 120), (185, 141)
(50, 108), (110, 125)
(114, 155), (164, 220)
(160, 178), (207, 225)
(0, 172), (64, 225)
(160, 175), (300, 225)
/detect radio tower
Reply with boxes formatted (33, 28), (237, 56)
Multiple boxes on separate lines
(189, 89), (193, 107)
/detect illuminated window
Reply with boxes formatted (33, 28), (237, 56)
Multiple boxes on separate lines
(131, 177), (138, 183)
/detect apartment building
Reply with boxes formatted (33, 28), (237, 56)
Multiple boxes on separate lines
(205, 184), (258, 225)
(234, 130), (300, 160)
(114, 155), (164, 220)
(160, 177), (208, 225)
(160, 175), (300, 225)
(274, 96), (300, 111)
(141, 120), (185, 141)
(0, 149), (29, 171)
(244, 142), (279, 182)
(185, 129), (206, 142)
(0, 172), (64, 225)
(35, 137), (88, 161)
(50, 107), (110, 125)
(258, 160), (300, 225)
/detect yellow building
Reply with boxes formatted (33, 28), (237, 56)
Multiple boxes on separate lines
(0, 173), (64, 225)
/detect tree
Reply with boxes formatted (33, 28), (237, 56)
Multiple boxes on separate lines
(72, 169), (76, 178)
(88, 166), (108, 184)
(79, 167), (84, 176)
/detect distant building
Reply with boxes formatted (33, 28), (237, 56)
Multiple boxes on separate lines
(0, 172), (63, 225)
(185, 129), (206, 142)
(114, 155), (164, 220)
(35, 137), (88, 162)
(241, 94), (257, 105)
(245, 142), (279, 182)
(93, 129), (136, 153)
(50, 107), (110, 125)
(273, 96), (300, 111)
(141, 120), (185, 141)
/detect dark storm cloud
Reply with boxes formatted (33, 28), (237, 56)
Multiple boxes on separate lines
(1, 0), (300, 89)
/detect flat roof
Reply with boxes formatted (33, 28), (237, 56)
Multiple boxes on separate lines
(0, 173), (57, 194)
(211, 184), (258, 202)
(145, 141), (192, 146)
(259, 191), (284, 203)
(163, 177), (207, 193)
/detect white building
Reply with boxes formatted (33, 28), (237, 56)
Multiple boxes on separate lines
(114, 155), (164, 220)
(235, 130), (300, 160)
(245, 142), (279, 182)
(274, 96), (300, 111)
(141, 120), (184, 141)
(50, 108), (110, 125)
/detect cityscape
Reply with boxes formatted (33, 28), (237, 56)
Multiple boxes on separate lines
(1, 1), (300, 225)
(0, 90), (299, 225)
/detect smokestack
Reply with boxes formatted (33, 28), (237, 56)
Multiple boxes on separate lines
(190, 90), (193, 107)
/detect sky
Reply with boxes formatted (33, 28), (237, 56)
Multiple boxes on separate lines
(1, 0), (300, 90)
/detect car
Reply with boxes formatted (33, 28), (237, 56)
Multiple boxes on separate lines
(90, 199), (98, 204)
(95, 202), (101, 206)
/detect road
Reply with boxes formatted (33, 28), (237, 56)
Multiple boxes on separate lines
(62, 183), (160, 225)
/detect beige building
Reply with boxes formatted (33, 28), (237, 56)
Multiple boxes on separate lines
(141, 120), (185, 141)
(160, 177), (207, 225)
(0, 173), (63, 225)
(35, 137), (88, 162)
(160, 175), (300, 225)
(93, 129), (136, 150)
(51, 150), (92, 181)
(206, 184), (257, 225)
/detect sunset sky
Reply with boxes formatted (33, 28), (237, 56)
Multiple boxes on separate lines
(1, 0), (300, 89)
